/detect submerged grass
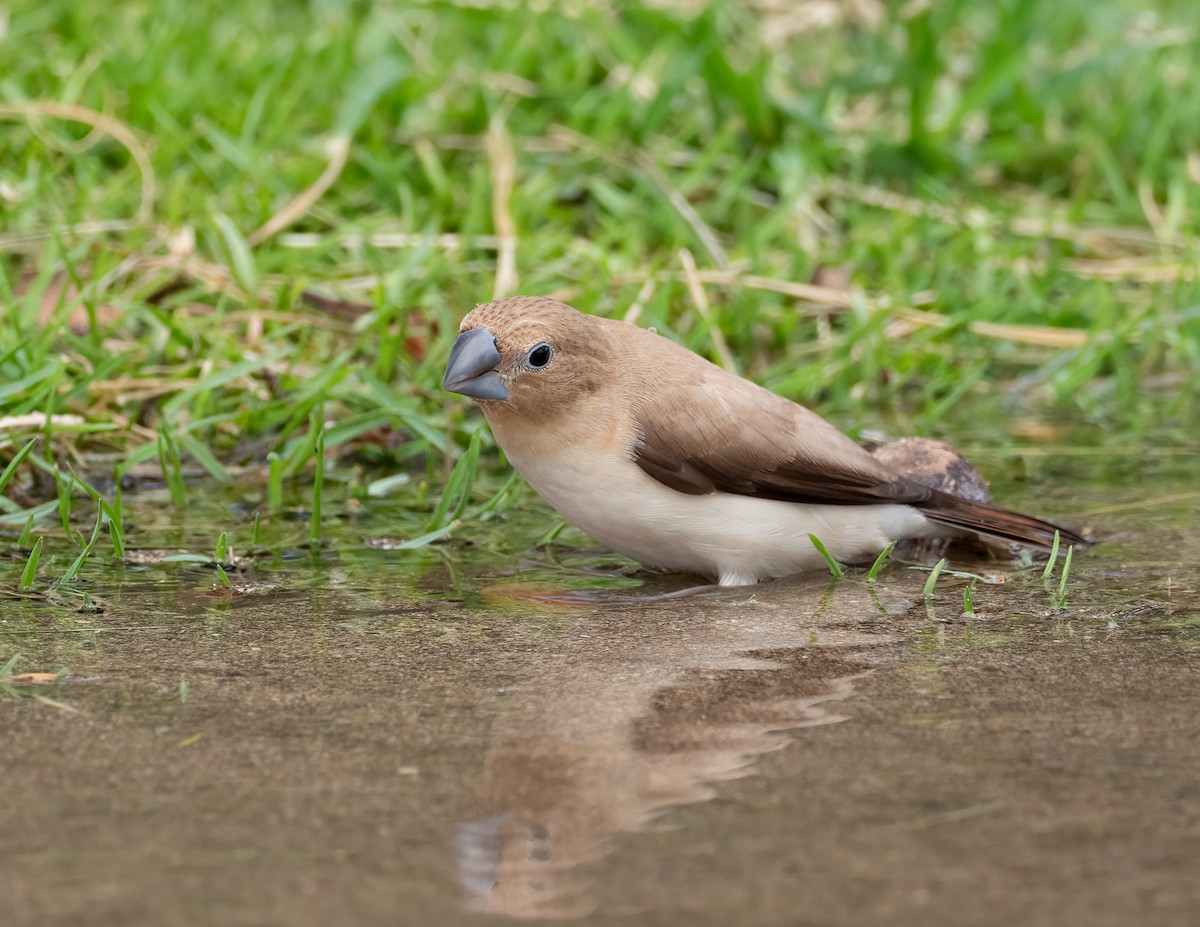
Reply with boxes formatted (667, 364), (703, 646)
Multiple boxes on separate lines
(1, 0), (1198, 574)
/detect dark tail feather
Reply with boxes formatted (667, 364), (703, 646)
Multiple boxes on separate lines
(922, 494), (1091, 551)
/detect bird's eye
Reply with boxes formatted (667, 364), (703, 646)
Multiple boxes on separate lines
(527, 342), (554, 369)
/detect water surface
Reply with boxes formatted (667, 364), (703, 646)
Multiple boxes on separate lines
(4, 435), (1198, 926)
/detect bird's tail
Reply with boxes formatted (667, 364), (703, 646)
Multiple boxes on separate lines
(922, 494), (1091, 551)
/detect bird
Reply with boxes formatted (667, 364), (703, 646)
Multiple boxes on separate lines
(441, 295), (1089, 587)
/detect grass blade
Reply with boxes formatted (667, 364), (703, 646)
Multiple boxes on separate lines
(426, 432), (480, 532)
(55, 467), (72, 532)
(1042, 530), (1062, 580)
(18, 515), (34, 549)
(157, 426), (187, 507)
(175, 431), (231, 483)
(1052, 545), (1075, 610)
(807, 533), (844, 578)
(106, 502), (126, 560)
(20, 537), (43, 590)
(0, 438), (37, 495)
(538, 519), (568, 547)
(311, 423), (325, 544)
(867, 541), (897, 582)
(393, 520), (459, 550)
(476, 469), (524, 519)
(214, 212), (259, 295)
(922, 558), (947, 597)
(60, 510), (103, 583)
(267, 452), (283, 510)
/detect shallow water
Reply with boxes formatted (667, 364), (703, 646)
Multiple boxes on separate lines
(3, 436), (1199, 926)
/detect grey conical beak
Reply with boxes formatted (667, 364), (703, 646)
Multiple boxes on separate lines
(442, 327), (509, 401)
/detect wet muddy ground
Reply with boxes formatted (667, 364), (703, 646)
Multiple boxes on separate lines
(4, 441), (1199, 926)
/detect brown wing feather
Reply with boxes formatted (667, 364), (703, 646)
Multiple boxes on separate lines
(631, 363), (1089, 551)
(632, 366), (931, 504)
(920, 492), (1088, 548)
(637, 414), (934, 506)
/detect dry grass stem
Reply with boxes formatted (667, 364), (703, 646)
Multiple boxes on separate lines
(679, 248), (738, 372)
(824, 176), (1182, 249)
(0, 100), (157, 222)
(894, 307), (1091, 348)
(635, 150), (730, 270)
(0, 220), (141, 253)
(1137, 180), (1171, 246)
(246, 134), (352, 248)
(0, 414), (86, 433)
(1065, 258), (1196, 283)
(623, 273), (660, 325)
(278, 231), (502, 251)
(486, 113), (519, 299)
(728, 272), (858, 306)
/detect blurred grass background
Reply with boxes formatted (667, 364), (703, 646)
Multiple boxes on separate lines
(1, 0), (1198, 527)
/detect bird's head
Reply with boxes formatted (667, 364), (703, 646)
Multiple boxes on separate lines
(441, 296), (614, 421)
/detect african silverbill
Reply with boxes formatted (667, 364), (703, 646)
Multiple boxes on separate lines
(442, 296), (1087, 586)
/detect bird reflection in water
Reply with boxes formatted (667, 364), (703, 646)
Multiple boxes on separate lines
(455, 579), (914, 919)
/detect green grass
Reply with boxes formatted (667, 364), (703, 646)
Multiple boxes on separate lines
(1, 0), (1199, 552)
(922, 558), (948, 597)
(866, 541), (897, 582)
(806, 533), (844, 577)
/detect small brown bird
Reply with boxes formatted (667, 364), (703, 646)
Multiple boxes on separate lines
(442, 296), (1088, 586)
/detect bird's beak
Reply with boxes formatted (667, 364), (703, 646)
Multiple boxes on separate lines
(442, 327), (509, 401)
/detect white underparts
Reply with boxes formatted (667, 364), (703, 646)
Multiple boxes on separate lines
(502, 440), (940, 586)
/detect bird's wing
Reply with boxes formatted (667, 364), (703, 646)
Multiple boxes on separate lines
(631, 366), (1088, 550)
(632, 366), (931, 506)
